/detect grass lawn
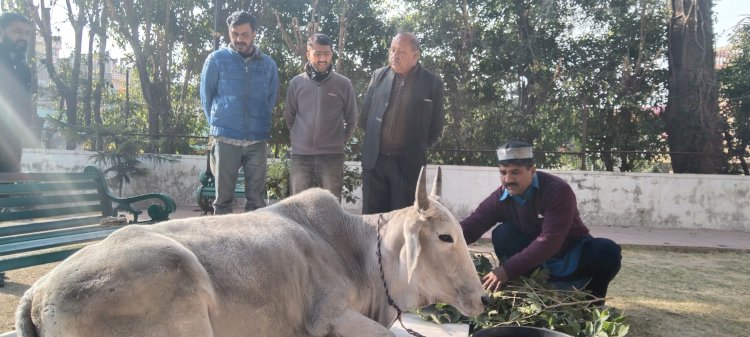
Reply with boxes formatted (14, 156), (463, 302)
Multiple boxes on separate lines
(607, 246), (750, 337)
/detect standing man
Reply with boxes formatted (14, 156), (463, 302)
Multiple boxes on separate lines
(360, 32), (445, 214)
(200, 11), (279, 214)
(285, 33), (358, 199)
(0, 12), (37, 173)
(461, 140), (621, 304)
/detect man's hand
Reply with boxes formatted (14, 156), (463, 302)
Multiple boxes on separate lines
(482, 265), (509, 292)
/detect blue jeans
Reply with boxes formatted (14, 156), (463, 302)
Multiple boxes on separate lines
(491, 222), (621, 302)
(210, 140), (267, 214)
(290, 154), (345, 200)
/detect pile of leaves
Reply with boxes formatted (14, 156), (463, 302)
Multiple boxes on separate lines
(414, 254), (629, 337)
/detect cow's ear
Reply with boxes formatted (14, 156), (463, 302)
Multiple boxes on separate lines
(405, 224), (422, 284)
(429, 166), (442, 199)
(415, 166), (429, 211)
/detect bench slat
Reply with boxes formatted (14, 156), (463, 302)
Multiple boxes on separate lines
(197, 187), (246, 197)
(0, 193), (101, 208)
(0, 171), (99, 182)
(0, 248), (81, 272)
(0, 229), (116, 256)
(0, 225), (121, 247)
(0, 216), (102, 236)
(0, 180), (100, 194)
(0, 204), (103, 222)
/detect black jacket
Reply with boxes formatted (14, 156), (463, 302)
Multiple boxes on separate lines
(360, 64), (444, 171)
(0, 45), (34, 135)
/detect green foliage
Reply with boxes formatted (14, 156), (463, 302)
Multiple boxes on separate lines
(342, 165), (363, 205)
(414, 254), (630, 337)
(33, 0), (745, 173)
(88, 130), (178, 196)
(718, 21), (750, 174)
(266, 157), (290, 202)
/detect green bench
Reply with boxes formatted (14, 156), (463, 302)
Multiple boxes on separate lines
(0, 166), (176, 284)
(195, 170), (245, 214)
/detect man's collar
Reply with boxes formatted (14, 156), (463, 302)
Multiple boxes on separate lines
(391, 62), (420, 78)
(499, 173), (539, 204)
(226, 44), (260, 59)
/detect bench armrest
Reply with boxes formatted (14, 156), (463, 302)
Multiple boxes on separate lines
(113, 193), (176, 223)
(84, 166), (177, 223)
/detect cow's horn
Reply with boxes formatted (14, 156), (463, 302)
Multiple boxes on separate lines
(430, 166), (442, 198)
(415, 166), (429, 210)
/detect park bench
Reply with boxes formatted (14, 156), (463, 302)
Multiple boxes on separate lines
(0, 166), (176, 284)
(195, 170), (245, 214)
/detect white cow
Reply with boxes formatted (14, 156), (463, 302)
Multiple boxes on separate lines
(15, 167), (486, 337)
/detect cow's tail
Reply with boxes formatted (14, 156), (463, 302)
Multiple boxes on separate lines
(15, 286), (39, 337)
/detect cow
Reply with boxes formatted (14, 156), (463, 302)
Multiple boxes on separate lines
(15, 167), (486, 337)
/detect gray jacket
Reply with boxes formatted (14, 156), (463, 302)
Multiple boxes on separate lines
(285, 71), (358, 155)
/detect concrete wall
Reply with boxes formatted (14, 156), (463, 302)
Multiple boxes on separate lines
(429, 165), (750, 232)
(20, 148), (750, 231)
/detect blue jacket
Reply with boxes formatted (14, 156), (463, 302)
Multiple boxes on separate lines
(200, 47), (279, 141)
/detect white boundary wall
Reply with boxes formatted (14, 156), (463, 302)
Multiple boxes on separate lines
(20, 148), (750, 231)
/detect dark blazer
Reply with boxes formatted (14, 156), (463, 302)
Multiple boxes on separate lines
(0, 47), (35, 142)
(360, 64), (445, 171)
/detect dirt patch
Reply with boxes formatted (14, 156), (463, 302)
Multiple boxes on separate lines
(0, 264), (56, 332)
(0, 246), (748, 336)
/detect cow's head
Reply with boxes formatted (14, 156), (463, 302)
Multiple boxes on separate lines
(400, 166), (486, 317)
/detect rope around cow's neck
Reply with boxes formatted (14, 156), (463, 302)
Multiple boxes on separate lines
(376, 214), (427, 337)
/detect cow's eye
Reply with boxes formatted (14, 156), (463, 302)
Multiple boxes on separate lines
(438, 234), (453, 243)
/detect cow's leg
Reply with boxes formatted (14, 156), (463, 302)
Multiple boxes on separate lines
(328, 310), (395, 337)
(39, 301), (214, 337)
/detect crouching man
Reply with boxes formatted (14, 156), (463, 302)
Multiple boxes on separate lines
(460, 140), (621, 304)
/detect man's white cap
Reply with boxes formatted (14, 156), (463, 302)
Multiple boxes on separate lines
(496, 145), (533, 161)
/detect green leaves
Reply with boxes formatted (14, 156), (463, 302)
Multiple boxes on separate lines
(266, 158), (290, 201)
(583, 308), (629, 337)
(341, 165), (362, 205)
(413, 254), (630, 337)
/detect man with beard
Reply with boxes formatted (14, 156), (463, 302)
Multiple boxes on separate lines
(284, 33), (357, 199)
(200, 11), (279, 214)
(0, 12), (38, 172)
(359, 32), (445, 213)
(460, 140), (622, 305)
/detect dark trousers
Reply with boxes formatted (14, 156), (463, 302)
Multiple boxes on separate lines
(491, 222), (622, 301)
(361, 154), (419, 214)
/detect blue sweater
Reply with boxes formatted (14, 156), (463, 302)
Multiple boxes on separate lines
(200, 47), (279, 141)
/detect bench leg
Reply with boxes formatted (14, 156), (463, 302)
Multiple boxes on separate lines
(198, 197), (214, 215)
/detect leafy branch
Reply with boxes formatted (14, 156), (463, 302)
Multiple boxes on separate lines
(414, 254), (630, 337)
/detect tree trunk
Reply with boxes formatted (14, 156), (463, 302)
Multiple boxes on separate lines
(107, 0), (173, 153)
(446, 0), (474, 157)
(335, 0), (364, 77)
(664, 0), (726, 173)
(32, 1), (86, 150)
(515, 5), (534, 141)
(274, 4), (318, 70)
(83, 28), (95, 128)
(93, 4), (108, 150)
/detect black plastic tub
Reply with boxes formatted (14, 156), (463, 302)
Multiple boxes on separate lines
(473, 326), (573, 337)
